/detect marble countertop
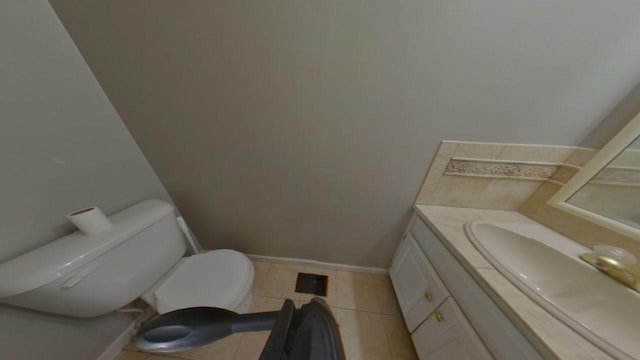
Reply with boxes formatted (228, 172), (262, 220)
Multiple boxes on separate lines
(414, 204), (613, 360)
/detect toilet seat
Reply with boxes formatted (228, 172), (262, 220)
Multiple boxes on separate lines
(153, 249), (254, 314)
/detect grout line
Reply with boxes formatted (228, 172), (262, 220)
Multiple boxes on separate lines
(119, 349), (193, 360)
(380, 315), (399, 360)
(331, 305), (403, 317)
(154, 354), (194, 360)
(230, 334), (242, 360)
(253, 293), (403, 317)
(122, 349), (195, 360)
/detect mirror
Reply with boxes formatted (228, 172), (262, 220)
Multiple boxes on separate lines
(549, 111), (640, 241)
(567, 136), (640, 230)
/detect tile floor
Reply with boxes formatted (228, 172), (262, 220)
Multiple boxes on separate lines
(118, 260), (418, 360)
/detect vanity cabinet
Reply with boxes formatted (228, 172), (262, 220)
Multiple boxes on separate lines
(390, 228), (490, 358)
(390, 214), (544, 360)
(412, 298), (492, 360)
(389, 232), (449, 332)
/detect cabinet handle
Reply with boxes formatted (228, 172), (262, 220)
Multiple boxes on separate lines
(424, 291), (433, 302)
(434, 310), (444, 322)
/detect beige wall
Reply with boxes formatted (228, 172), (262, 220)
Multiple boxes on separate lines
(0, 1), (171, 358)
(1, 2), (172, 264)
(50, 0), (640, 267)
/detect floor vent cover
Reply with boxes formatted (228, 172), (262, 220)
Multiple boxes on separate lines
(295, 273), (328, 296)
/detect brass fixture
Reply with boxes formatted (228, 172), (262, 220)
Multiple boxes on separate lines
(579, 252), (640, 293)
(434, 310), (444, 322)
(424, 291), (432, 302)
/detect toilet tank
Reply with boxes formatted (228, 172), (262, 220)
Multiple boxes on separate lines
(0, 200), (186, 317)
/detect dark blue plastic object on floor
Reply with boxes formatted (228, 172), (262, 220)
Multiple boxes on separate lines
(135, 298), (345, 360)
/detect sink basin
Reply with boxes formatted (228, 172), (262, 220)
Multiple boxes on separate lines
(464, 221), (640, 360)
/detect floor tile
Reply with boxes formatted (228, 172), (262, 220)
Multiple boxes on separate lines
(332, 307), (393, 360)
(383, 315), (418, 360)
(117, 260), (417, 360)
(335, 271), (380, 312)
(171, 333), (242, 360)
(146, 355), (187, 360)
(253, 262), (303, 300)
(373, 274), (402, 316)
(251, 296), (288, 312)
(116, 351), (150, 360)
(233, 332), (270, 360)
(251, 261), (271, 295)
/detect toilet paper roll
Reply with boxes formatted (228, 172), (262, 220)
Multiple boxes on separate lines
(66, 206), (112, 235)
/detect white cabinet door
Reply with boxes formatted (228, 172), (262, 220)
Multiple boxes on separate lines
(412, 298), (493, 360)
(390, 232), (450, 332)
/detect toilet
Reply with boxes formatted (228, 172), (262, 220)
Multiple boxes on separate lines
(0, 199), (254, 317)
(141, 249), (254, 314)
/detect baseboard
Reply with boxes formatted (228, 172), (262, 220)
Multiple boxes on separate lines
(96, 319), (136, 360)
(246, 254), (388, 274)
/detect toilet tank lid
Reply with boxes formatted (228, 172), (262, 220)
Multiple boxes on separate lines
(0, 199), (174, 298)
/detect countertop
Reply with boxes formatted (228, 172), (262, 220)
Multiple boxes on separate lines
(414, 204), (613, 360)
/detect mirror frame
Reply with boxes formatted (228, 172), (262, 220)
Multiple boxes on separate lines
(548, 110), (640, 241)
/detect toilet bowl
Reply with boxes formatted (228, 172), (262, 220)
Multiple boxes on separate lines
(0, 200), (255, 318)
(142, 249), (254, 314)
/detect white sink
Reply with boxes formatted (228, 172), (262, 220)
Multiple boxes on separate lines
(464, 221), (640, 360)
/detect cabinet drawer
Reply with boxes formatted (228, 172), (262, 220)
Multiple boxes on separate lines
(390, 232), (450, 332)
(412, 298), (493, 360)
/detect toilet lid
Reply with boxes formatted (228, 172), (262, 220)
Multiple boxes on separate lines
(154, 249), (254, 314)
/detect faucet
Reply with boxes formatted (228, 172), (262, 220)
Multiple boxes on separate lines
(580, 250), (640, 293)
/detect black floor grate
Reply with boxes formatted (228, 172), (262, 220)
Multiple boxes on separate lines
(295, 273), (328, 296)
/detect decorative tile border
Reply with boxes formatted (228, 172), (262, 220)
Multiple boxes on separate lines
(444, 158), (558, 180)
(415, 141), (592, 210)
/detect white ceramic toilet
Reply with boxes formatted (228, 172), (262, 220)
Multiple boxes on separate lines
(141, 248), (254, 314)
(0, 199), (254, 317)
